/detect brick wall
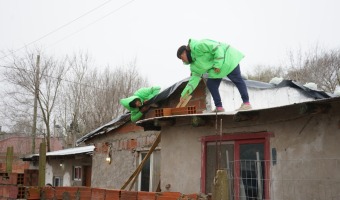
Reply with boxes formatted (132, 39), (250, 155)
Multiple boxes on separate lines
(88, 124), (160, 189)
(0, 136), (63, 174)
(0, 137), (63, 153)
(26, 187), (204, 200)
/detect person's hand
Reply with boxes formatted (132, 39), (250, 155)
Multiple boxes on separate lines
(140, 105), (150, 113)
(180, 97), (185, 103)
(214, 68), (221, 73)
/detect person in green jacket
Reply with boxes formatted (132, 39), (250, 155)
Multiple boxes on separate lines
(177, 39), (252, 112)
(120, 86), (161, 122)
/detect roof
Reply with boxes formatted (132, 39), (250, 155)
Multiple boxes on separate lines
(76, 77), (333, 145)
(137, 96), (340, 127)
(45, 145), (94, 156)
(76, 113), (130, 146)
(22, 145), (94, 161)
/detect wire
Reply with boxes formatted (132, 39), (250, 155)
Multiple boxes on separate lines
(0, 0), (135, 60)
(0, 65), (107, 91)
(0, 0), (113, 60)
(45, 0), (137, 50)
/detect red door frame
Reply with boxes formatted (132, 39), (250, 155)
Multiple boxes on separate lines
(201, 132), (271, 198)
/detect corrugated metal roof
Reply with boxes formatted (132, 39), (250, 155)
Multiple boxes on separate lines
(75, 113), (130, 146)
(137, 96), (340, 126)
(76, 77), (333, 145)
(22, 145), (94, 160)
(45, 145), (94, 156)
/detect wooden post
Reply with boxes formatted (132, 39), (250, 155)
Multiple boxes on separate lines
(6, 146), (13, 173)
(212, 169), (229, 200)
(31, 55), (40, 154)
(38, 142), (46, 187)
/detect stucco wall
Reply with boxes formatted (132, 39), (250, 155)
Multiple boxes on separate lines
(160, 100), (340, 199)
(90, 128), (160, 189)
(161, 125), (211, 193)
(46, 157), (92, 186)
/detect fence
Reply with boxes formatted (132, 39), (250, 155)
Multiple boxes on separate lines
(222, 158), (340, 200)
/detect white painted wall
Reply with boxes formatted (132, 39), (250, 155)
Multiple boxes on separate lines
(45, 163), (53, 185)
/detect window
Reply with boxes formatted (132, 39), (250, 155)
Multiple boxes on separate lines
(73, 166), (82, 181)
(137, 150), (160, 192)
(202, 132), (270, 200)
(140, 152), (151, 191)
(53, 176), (63, 186)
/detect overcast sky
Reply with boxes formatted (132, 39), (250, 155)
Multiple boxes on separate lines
(1, 0), (340, 90)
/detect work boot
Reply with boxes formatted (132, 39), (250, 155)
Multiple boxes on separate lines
(212, 107), (225, 113)
(235, 103), (252, 111)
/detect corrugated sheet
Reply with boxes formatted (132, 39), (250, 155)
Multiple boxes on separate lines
(76, 77), (332, 145)
(23, 145), (94, 160)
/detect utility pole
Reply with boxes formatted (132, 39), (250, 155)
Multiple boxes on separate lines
(31, 55), (40, 154)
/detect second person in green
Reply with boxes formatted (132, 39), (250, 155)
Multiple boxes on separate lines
(177, 38), (252, 112)
(120, 86), (161, 122)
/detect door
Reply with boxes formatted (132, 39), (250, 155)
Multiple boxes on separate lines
(202, 133), (270, 200)
(235, 140), (266, 200)
(83, 166), (92, 187)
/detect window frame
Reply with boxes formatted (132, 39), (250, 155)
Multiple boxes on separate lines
(53, 176), (63, 186)
(201, 132), (271, 199)
(73, 166), (82, 181)
(136, 149), (161, 192)
(137, 151), (152, 192)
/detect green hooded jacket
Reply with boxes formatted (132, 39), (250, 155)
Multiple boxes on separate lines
(181, 39), (244, 97)
(120, 86), (161, 122)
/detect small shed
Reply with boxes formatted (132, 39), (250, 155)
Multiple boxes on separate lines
(23, 145), (94, 187)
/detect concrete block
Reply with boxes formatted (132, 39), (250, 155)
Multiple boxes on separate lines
(26, 187), (40, 200)
(105, 189), (120, 200)
(155, 108), (172, 117)
(91, 188), (106, 200)
(138, 191), (156, 200)
(121, 190), (137, 200)
(156, 192), (182, 200)
(171, 106), (196, 115)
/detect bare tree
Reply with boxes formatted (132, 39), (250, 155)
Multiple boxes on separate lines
(286, 47), (340, 93)
(78, 59), (148, 137)
(57, 52), (91, 147)
(247, 46), (340, 93)
(56, 54), (148, 147)
(248, 65), (285, 83)
(2, 49), (69, 152)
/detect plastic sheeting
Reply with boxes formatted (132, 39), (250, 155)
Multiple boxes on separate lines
(76, 77), (331, 145)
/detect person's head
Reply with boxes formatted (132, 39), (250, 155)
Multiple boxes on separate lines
(177, 45), (193, 64)
(129, 98), (142, 108)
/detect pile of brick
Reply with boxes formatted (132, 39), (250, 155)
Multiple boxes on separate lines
(0, 173), (25, 199)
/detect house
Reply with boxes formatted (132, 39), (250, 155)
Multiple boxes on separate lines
(76, 113), (161, 191)
(76, 77), (338, 200)
(0, 134), (63, 173)
(22, 145), (94, 187)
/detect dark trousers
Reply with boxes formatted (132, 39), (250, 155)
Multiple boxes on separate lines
(206, 65), (249, 107)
